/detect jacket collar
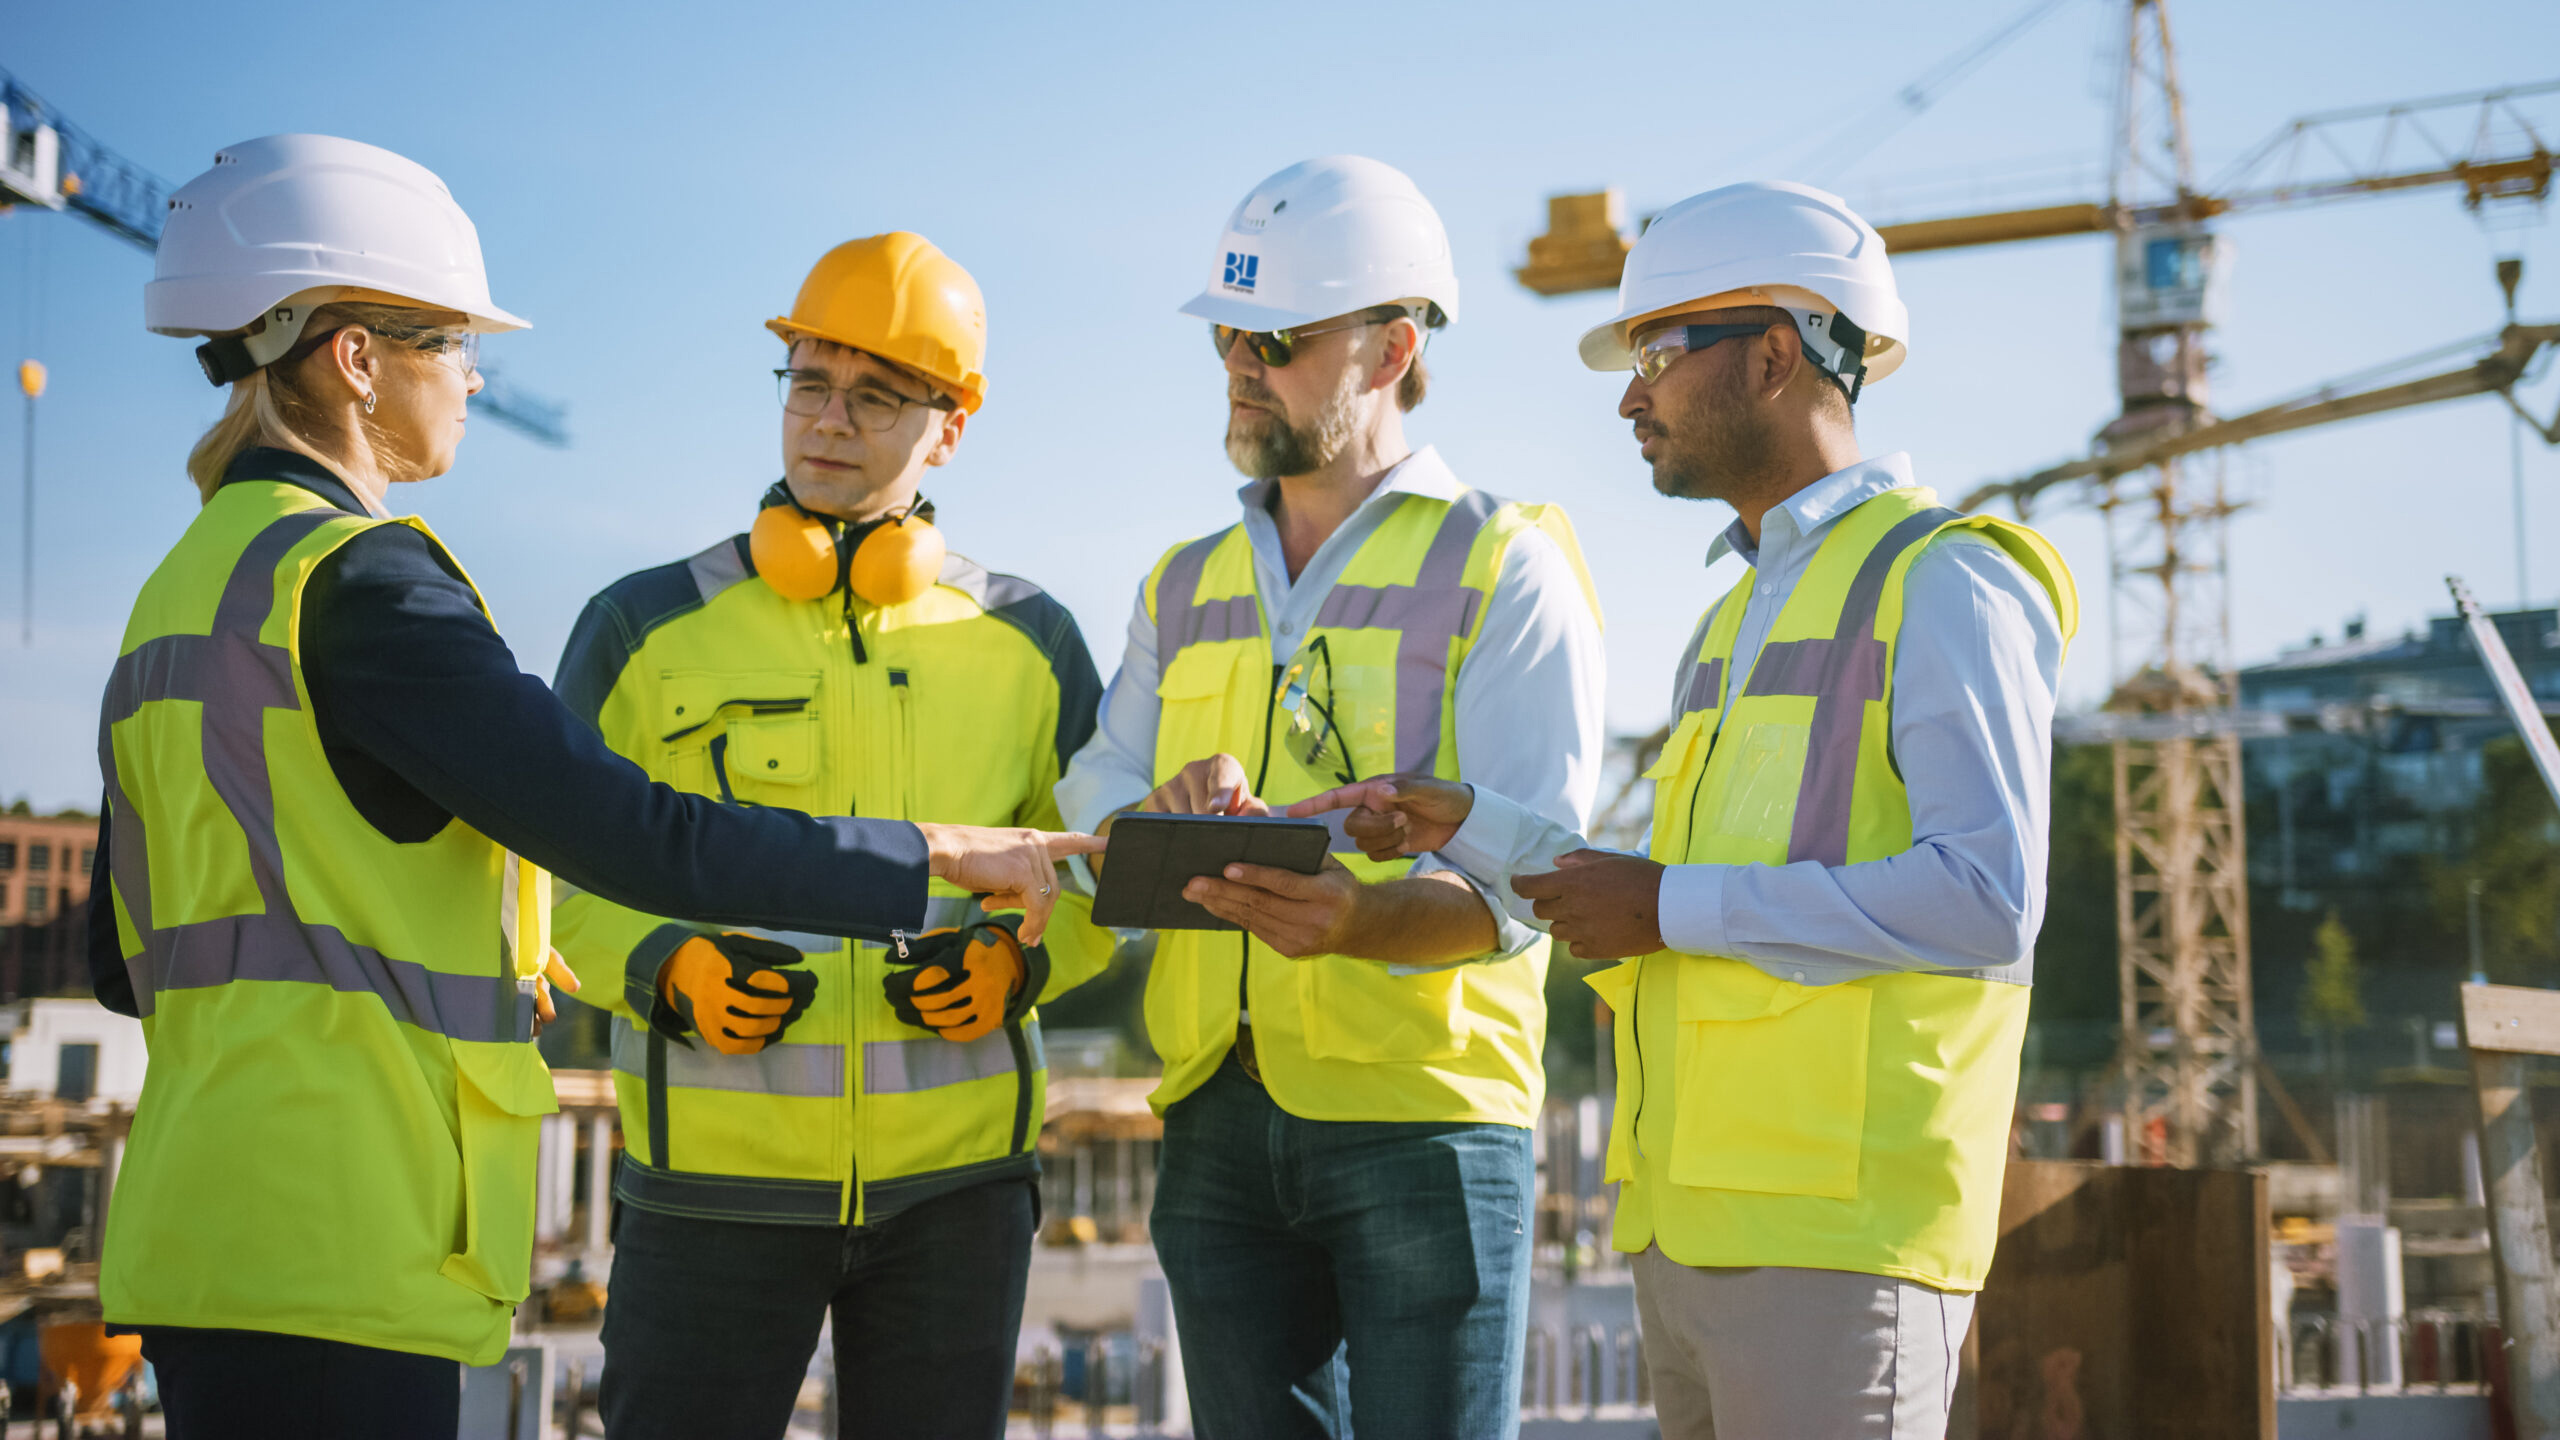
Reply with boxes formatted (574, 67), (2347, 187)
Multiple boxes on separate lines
(1705, 452), (1917, 568)
(219, 447), (372, 518)
(1232, 444), (1462, 520)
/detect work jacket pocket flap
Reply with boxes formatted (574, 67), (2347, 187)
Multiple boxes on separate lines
(1669, 961), (1870, 1201)
(1673, 956), (1829, 1022)
(1641, 711), (1709, 782)
(659, 670), (822, 738)
(438, 1040), (555, 1306)
(726, 713), (817, 785)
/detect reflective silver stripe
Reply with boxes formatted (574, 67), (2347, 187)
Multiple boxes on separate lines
(152, 912), (528, 1041)
(687, 537), (751, 603)
(1154, 531), (1261, 667)
(1737, 507), (1956, 868)
(1679, 657), (1726, 718)
(97, 509), (533, 1043)
(612, 1018), (845, 1097)
(864, 1026), (1042, 1095)
(1307, 490), (1500, 774)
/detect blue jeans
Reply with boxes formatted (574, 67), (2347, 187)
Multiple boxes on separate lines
(599, 1178), (1035, 1440)
(1152, 1056), (1534, 1439)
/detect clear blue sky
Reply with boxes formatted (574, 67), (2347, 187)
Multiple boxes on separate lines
(3, 0), (2556, 809)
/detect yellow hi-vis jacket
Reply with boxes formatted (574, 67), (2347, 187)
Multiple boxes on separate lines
(1587, 485), (2075, 1293)
(1141, 486), (1600, 1126)
(97, 478), (556, 1365)
(552, 525), (1111, 1227)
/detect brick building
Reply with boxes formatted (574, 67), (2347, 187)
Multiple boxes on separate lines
(0, 812), (95, 926)
(0, 811), (99, 1001)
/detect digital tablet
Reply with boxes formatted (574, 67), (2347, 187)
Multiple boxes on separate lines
(1090, 813), (1334, 931)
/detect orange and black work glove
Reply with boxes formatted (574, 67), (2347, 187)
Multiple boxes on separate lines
(884, 918), (1045, 1045)
(658, 933), (817, 1056)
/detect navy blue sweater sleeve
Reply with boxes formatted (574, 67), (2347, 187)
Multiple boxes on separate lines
(87, 798), (136, 1017)
(297, 523), (928, 939)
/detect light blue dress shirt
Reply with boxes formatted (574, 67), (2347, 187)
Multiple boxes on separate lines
(1055, 446), (1609, 962)
(1443, 453), (2062, 987)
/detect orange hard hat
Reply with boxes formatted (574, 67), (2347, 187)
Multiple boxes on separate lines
(767, 233), (987, 413)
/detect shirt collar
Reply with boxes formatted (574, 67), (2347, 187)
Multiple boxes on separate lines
(1704, 451), (1917, 568)
(219, 446), (374, 518)
(1233, 444), (1461, 519)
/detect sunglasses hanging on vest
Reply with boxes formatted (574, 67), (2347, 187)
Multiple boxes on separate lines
(749, 480), (947, 606)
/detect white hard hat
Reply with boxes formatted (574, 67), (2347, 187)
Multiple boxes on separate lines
(1579, 181), (1907, 399)
(147, 134), (528, 386)
(1179, 155), (1460, 333)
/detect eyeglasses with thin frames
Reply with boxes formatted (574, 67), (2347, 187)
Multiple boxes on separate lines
(775, 369), (953, 432)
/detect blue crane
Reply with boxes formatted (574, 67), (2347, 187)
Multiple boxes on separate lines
(0, 68), (568, 446)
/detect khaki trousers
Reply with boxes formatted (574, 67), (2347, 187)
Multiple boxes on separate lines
(1633, 1246), (1974, 1439)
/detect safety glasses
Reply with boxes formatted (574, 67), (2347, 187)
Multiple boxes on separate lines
(1210, 315), (1383, 369)
(1275, 636), (1358, 786)
(1631, 322), (1776, 385)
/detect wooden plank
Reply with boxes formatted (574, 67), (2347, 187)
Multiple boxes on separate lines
(1970, 1162), (2272, 1439)
(2128, 1167), (2274, 1437)
(2474, 1048), (2560, 1437)
(2464, 983), (2560, 1058)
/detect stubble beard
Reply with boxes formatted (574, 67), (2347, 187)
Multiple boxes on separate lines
(1225, 369), (1362, 480)
(1645, 360), (1780, 504)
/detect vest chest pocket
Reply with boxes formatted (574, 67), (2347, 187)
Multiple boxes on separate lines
(1153, 652), (1239, 777)
(1700, 721), (1808, 854)
(1667, 958), (1868, 1200)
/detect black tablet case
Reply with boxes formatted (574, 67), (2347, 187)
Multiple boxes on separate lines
(1090, 814), (1334, 931)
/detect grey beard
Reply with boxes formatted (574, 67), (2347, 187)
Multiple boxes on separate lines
(1225, 380), (1361, 479)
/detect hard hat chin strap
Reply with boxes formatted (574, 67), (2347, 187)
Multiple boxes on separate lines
(195, 302), (325, 388)
(1787, 307), (1871, 406)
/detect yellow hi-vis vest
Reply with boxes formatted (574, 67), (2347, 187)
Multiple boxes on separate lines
(1585, 485), (2075, 1293)
(97, 478), (557, 1365)
(551, 532), (1112, 1227)
(1142, 486), (1601, 1125)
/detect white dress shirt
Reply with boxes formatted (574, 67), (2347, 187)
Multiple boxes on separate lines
(1056, 446), (1608, 961)
(1442, 453), (2063, 987)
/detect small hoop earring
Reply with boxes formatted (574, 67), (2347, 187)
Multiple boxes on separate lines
(361, 391), (377, 416)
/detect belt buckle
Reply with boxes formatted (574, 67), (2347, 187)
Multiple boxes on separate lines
(1234, 1022), (1263, 1085)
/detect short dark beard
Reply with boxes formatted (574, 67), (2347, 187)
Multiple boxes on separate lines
(1642, 352), (1781, 503)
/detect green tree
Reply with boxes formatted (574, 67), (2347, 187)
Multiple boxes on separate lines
(2300, 909), (2367, 1082)
(2430, 735), (2560, 986)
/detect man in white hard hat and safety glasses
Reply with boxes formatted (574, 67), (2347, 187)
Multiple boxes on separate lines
(1293, 180), (2078, 1437)
(1057, 156), (1606, 1434)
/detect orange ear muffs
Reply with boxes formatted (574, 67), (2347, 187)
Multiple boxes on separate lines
(750, 501), (843, 601)
(848, 507), (946, 607)
(750, 483), (947, 607)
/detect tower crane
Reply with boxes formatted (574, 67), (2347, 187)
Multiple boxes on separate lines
(1517, 2), (2559, 1168)
(0, 69), (569, 447)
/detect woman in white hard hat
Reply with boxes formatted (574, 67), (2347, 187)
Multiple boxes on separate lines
(87, 134), (1096, 1440)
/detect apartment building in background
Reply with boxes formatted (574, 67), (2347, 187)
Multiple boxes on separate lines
(0, 811), (96, 928)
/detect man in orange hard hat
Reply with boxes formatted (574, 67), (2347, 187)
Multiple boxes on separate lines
(552, 232), (1113, 1439)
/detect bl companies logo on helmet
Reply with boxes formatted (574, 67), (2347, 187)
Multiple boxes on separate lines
(1181, 155), (1461, 334)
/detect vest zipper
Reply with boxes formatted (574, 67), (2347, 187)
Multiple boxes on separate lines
(1239, 663), (1285, 1028)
